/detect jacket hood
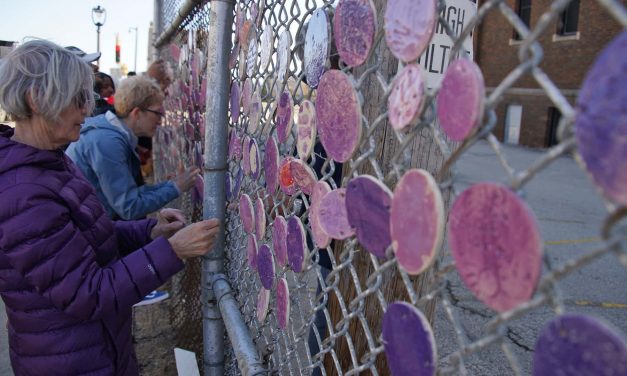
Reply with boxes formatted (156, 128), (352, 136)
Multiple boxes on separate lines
(0, 124), (66, 175)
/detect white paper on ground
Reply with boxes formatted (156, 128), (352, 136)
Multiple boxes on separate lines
(174, 348), (200, 376)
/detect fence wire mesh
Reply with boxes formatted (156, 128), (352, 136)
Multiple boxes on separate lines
(153, 0), (627, 374)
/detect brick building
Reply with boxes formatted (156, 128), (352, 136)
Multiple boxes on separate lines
(475, 0), (625, 148)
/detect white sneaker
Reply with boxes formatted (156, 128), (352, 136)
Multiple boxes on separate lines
(133, 290), (169, 307)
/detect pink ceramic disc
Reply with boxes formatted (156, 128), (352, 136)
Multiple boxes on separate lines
(334, 0), (377, 67)
(247, 234), (258, 269)
(249, 88), (262, 133)
(242, 135), (252, 175)
(264, 136), (280, 193)
(257, 244), (275, 289)
(277, 31), (291, 86)
(272, 215), (288, 267)
(319, 188), (355, 240)
(239, 193), (255, 234)
(437, 58), (485, 141)
(311, 181), (332, 249)
(255, 196), (266, 240)
(256, 288), (271, 323)
(290, 159), (318, 195)
(260, 25), (273, 72)
(388, 64), (425, 131)
(304, 9), (330, 88)
(230, 81), (241, 124)
(384, 0), (437, 63)
(390, 169), (444, 275)
(239, 20), (253, 52)
(279, 157), (297, 195)
(286, 216), (307, 273)
(276, 91), (294, 143)
(276, 277), (290, 329)
(249, 138), (261, 180)
(246, 26), (258, 78)
(242, 78), (252, 115)
(296, 100), (317, 160)
(346, 175), (392, 258)
(316, 70), (362, 163)
(449, 183), (543, 312)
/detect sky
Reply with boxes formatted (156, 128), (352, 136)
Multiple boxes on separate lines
(0, 0), (155, 75)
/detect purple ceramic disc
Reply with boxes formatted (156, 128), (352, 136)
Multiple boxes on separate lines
(390, 169), (444, 275)
(229, 130), (243, 161)
(575, 31), (627, 206)
(239, 193), (255, 234)
(286, 216), (307, 273)
(276, 91), (294, 143)
(449, 183), (543, 312)
(437, 58), (485, 141)
(249, 138), (261, 180)
(533, 314), (627, 376)
(277, 30), (292, 86)
(247, 234), (258, 269)
(316, 70), (362, 163)
(242, 135), (252, 175)
(311, 181), (332, 249)
(346, 175), (392, 258)
(388, 64), (425, 131)
(229, 42), (240, 70)
(257, 244), (275, 289)
(242, 78), (252, 115)
(319, 188), (355, 240)
(279, 157), (297, 195)
(384, 0), (437, 63)
(290, 159), (318, 195)
(272, 215), (288, 267)
(296, 100), (317, 160)
(304, 9), (330, 88)
(225, 173), (233, 202)
(256, 287), (270, 323)
(382, 302), (436, 376)
(334, 0), (377, 67)
(276, 277), (290, 329)
(191, 174), (204, 205)
(230, 81), (241, 124)
(255, 196), (266, 240)
(264, 136), (280, 193)
(260, 25), (273, 72)
(249, 88), (262, 133)
(232, 168), (243, 199)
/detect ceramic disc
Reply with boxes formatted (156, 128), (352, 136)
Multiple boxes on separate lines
(279, 156), (297, 195)
(246, 26), (258, 78)
(260, 25), (273, 72)
(242, 135), (252, 175)
(311, 181), (332, 249)
(242, 78), (252, 115)
(272, 215), (288, 267)
(249, 137), (261, 180)
(286, 216), (307, 273)
(334, 0), (377, 67)
(276, 277), (290, 329)
(257, 244), (275, 290)
(256, 287), (271, 324)
(249, 88), (262, 133)
(290, 159), (318, 195)
(255, 196), (266, 239)
(276, 91), (294, 143)
(247, 233), (258, 269)
(239, 193), (255, 234)
(230, 81), (241, 124)
(304, 9), (330, 88)
(319, 188), (355, 240)
(264, 135), (280, 193)
(296, 100), (317, 160)
(277, 30), (292, 86)
(384, 0), (437, 62)
(388, 63), (425, 131)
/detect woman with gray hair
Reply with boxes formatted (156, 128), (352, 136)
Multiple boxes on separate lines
(0, 40), (220, 375)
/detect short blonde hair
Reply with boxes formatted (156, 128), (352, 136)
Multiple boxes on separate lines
(114, 76), (164, 118)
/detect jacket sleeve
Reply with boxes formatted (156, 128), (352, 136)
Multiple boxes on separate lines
(115, 218), (158, 257)
(0, 183), (184, 320)
(88, 135), (180, 220)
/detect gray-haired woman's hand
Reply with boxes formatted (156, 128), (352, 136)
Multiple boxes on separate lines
(173, 168), (200, 192)
(150, 208), (187, 239)
(168, 218), (220, 259)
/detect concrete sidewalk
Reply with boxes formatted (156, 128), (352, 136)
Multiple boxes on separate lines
(0, 300), (13, 375)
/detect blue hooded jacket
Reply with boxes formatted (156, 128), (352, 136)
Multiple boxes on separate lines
(66, 113), (179, 220)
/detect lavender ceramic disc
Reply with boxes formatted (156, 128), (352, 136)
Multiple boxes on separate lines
(437, 58), (485, 141)
(256, 288), (271, 323)
(276, 277), (290, 329)
(264, 136), (280, 193)
(257, 244), (275, 289)
(334, 0), (377, 67)
(382, 302), (436, 376)
(260, 25), (273, 72)
(242, 135), (252, 175)
(276, 91), (294, 143)
(384, 0), (437, 63)
(279, 157), (297, 195)
(242, 78), (252, 115)
(277, 31), (292, 86)
(247, 234), (258, 269)
(255, 196), (266, 240)
(316, 70), (362, 163)
(390, 169), (444, 275)
(296, 100), (317, 160)
(388, 64), (425, 131)
(249, 88), (262, 133)
(311, 181), (332, 249)
(575, 31), (627, 206)
(449, 183), (543, 312)
(239, 193), (255, 234)
(230, 81), (241, 124)
(319, 188), (355, 240)
(290, 159), (318, 195)
(249, 138), (261, 180)
(533, 314), (627, 376)
(272, 215), (288, 267)
(304, 9), (330, 88)
(246, 26), (258, 78)
(346, 175), (392, 258)
(286, 216), (307, 273)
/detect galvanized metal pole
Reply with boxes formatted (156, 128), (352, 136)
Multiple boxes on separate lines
(202, 0), (234, 375)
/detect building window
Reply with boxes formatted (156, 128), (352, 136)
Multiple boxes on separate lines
(513, 0), (532, 40)
(557, 0), (580, 36)
(546, 107), (561, 147)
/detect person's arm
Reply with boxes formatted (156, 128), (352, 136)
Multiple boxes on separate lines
(114, 218), (157, 256)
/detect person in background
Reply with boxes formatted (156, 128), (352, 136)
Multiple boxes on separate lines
(0, 39), (221, 375)
(93, 71), (116, 116)
(65, 45), (100, 73)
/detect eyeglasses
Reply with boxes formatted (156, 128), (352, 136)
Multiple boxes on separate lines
(141, 108), (165, 118)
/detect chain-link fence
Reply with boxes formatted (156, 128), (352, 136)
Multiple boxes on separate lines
(153, 0), (627, 374)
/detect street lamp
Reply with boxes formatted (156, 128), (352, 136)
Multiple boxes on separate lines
(129, 27), (138, 73)
(91, 5), (107, 59)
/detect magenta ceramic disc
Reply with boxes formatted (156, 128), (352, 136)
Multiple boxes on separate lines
(575, 31), (627, 206)
(276, 277), (290, 329)
(533, 314), (627, 376)
(257, 244), (275, 289)
(260, 25), (273, 72)
(384, 0), (437, 63)
(449, 183), (543, 312)
(255, 196), (266, 240)
(346, 175), (392, 258)
(247, 234), (258, 269)
(256, 288), (270, 323)
(286, 216), (307, 273)
(382, 302), (436, 376)
(279, 157), (297, 195)
(334, 0), (377, 67)
(242, 135), (252, 175)
(390, 169), (444, 275)
(249, 138), (261, 180)
(246, 26), (258, 78)
(229, 130), (243, 161)
(242, 78), (252, 115)
(249, 88), (262, 133)
(311, 181), (332, 249)
(230, 81), (241, 124)
(276, 91), (294, 143)
(264, 136), (280, 193)
(191, 174), (204, 205)
(319, 188), (355, 240)
(239, 193), (255, 234)
(388, 64), (425, 131)
(290, 159), (318, 195)
(272, 215), (288, 267)
(277, 31), (292, 86)
(304, 9), (330, 88)
(437, 59), (485, 141)
(296, 100), (317, 160)
(316, 70), (362, 163)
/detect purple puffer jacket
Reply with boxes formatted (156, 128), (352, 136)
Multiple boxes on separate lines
(0, 125), (184, 375)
